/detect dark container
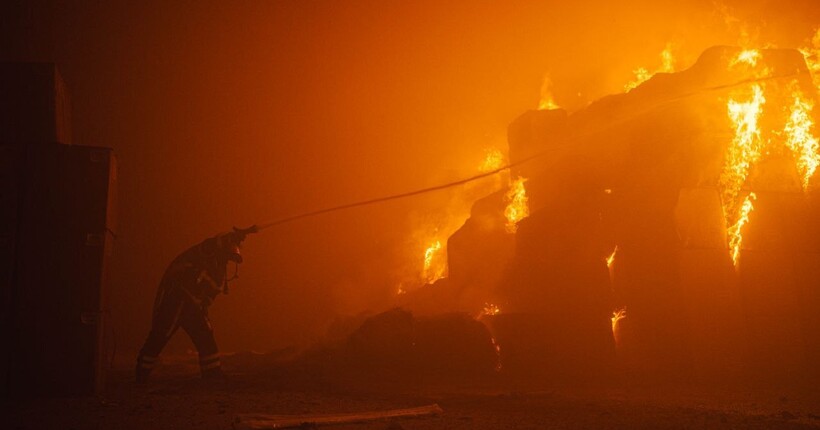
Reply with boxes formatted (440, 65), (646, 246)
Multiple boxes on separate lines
(0, 63), (72, 145)
(3, 143), (116, 397)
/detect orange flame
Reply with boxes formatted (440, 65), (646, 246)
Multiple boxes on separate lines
(783, 85), (820, 190)
(537, 74), (560, 110)
(719, 76), (765, 267)
(717, 47), (818, 266)
(605, 246), (618, 269)
(504, 177), (530, 233)
(624, 67), (652, 92)
(728, 192), (756, 266)
(422, 240), (446, 284)
(611, 307), (627, 346)
(731, 49), (761, 68)
(624, 44), (676, 91)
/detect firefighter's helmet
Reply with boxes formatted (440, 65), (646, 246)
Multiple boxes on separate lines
(215, 232), (243, 264)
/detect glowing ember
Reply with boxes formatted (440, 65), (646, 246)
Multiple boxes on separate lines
(624, 44), (676, 91)
(605, 246), (618, 269)
(422, 240), (446, 284)
(611, 307), (627, 346)
(537, 74), (560, 110)
(490, 337), (502, 371)
(482, 303), (501, 316)
(479, 147), (505, 173)
(728, 192), (756, 266)
(504, 177), (530, 233)
(719, 82), (765, 266)
(783, 85), (820, 190)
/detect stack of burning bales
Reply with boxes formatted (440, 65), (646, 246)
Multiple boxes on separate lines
(334, 45), (820, 384)
(446, 46), (820, 383)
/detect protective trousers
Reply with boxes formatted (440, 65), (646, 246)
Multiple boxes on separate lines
(136, 287), (221, 381)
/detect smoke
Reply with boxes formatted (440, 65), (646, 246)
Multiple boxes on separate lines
(2, 0), (819, 354)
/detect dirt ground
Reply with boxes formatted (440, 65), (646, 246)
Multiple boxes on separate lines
(3, 352), (820, 430)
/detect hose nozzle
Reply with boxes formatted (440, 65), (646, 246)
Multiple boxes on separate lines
(232, 225), (259, 244)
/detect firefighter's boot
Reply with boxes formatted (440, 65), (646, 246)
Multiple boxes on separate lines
(135, 354), (157, 383)
(199, 352), (224, 379)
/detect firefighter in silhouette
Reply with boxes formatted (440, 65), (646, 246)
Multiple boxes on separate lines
(136, 226), (257, 383)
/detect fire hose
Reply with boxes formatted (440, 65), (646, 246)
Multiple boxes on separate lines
(252, 154), (532, 232)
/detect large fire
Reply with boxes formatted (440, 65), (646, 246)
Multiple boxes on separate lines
(398, 32), (820, 375)
(411, 147), (509, 289)
(716, 46), (820, 267)
(504, 177), (530, 233)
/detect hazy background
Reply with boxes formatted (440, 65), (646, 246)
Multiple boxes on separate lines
(1, 0), (818, 354)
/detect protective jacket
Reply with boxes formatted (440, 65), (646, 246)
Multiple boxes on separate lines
(136, 236), (234, 381)
(155, 237), (229, 310)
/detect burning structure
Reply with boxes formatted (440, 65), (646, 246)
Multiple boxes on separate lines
(392, 43), (820, 383)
